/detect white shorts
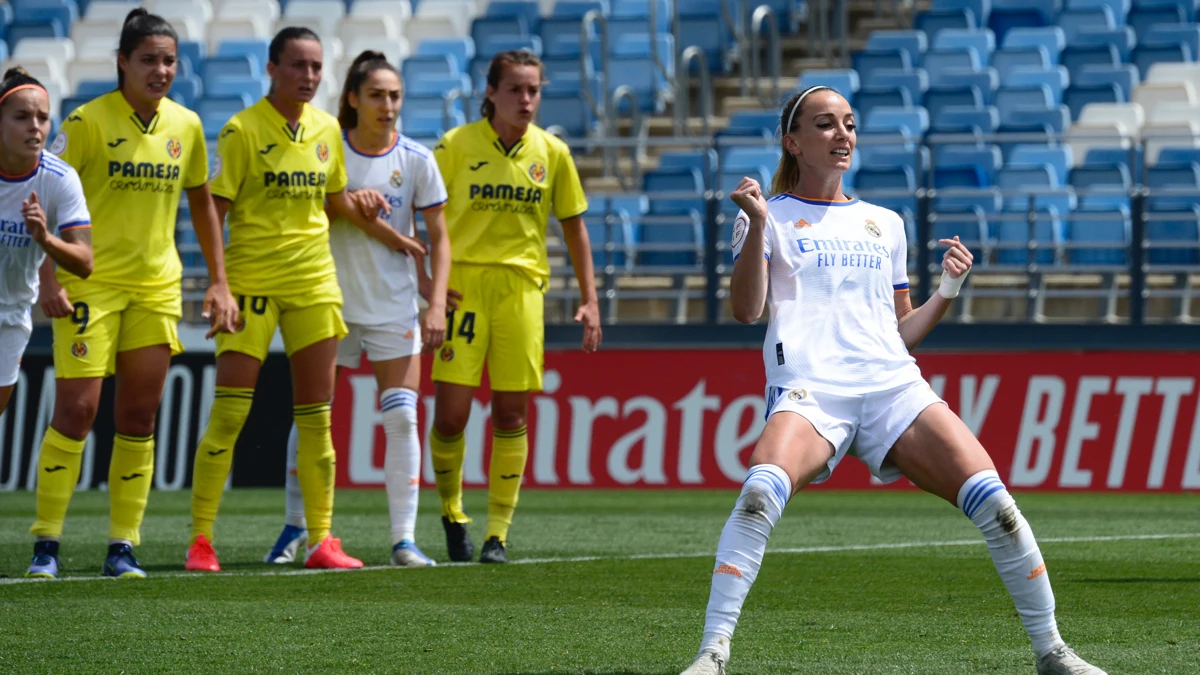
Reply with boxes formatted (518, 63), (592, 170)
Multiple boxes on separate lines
(766, 380), (944, 484)
(336, 319), (423, 368)
(0, 321), (33, 387)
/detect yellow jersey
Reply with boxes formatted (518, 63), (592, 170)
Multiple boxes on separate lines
(433, 119), (587, 285)
(51, 91), (208, 293)
(209, 98), (347, 303)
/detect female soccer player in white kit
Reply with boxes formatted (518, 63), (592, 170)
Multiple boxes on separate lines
(0, 68), (92, 418)
(264, 50), (452, 568)
(680, 87), (1106, 675)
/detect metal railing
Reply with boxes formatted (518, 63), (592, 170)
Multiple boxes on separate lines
(748, 4), (782, 107)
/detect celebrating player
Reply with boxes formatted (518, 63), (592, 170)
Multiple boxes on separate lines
(27, 9), (237, 580)
(679, 87), (1106, 675)
(0, 68), (92, 420)
(263, 50), (452, 568)
(184, 28), (399, 572)
(429, 50), (601, 563)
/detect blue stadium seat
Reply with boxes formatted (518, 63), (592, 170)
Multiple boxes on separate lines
(915, 8), (979, 36)
(1009, 144), (1073, 184)
(1146, 207), (1200, 265)
(74, 79), (115, 97)
(662, 149), (718, 187)
(993, 208), (1062, 265)
(1143, 22), (1200, 59)
(204, 76), (265, 101)
(552, 0), (609, 18)
(934, 187), (1004, 212)
(864, 106), (930, 138)
(932, 104), (1000, 132)
(998, 164), (1059, 189)
(862, 68), (930, 102)
(924, 49), (982, 83)
(1062, 44), (1121, 79)
(855, 165), (917, 190)
(12, 0), (76, 28)
(415, 38), (476, 71)
(1157, 147), (1200, 165)
(938, 67), (1000, 104)
(641, 167), (705, 267)
(178, 41), (205, 75)
(937, 144), (1003, 178)
(1132, 44), (1194, 76)
(401, 109), (466, 140)
(202, 56), (257, 83)
(539, 17), (588, 58)
(934, 166), (988, 188)
(1073, 63), (1138, 98)
(866, 30), (928, 66)
(215, 40), (269, 71)
(995, 85), (1054, 124)
(471, 16), (530, 50)
(854, 88), (912, 120)
(1065, 83), (1122, 118)
(1146, 162), (1200, 210)
(539, 91), (592, 137)
(1129, 7), (1186, 42)
(1067, 0), (1128, 23)
(798, 69), (861, 98)
(678, 0), (734, 72)
(931, 206), (989, 260)
(1067, 209), (1130, 265)
(584, 203), (635, 269)
(989, 8), (1053, 45)
(932, 28), (996, 66)
(1070, 26), (1136, 60)
(991, 47), (1052, 80)
(1006, 66), (1069, 105)
(924, 86), (984, 121)
(475, 34), (542, 60)
(1056, 8), (1117, 41)
(487, 1), (542, 33)
(197, 96), (252, 137)
(1084, 146), (1143, 182)
(933, 0), (991, 26)
(1009, 105), (1071, 132)
(853, 49), (913, 80)
(721, 109), (778, 138)
(7, 20), (64, 53)
(1070, 162), (1132, 191)
(169, 75), (202, 109)
(1002, 26), (1066, 63)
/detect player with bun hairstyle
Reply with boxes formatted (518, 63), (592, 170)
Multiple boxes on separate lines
(27, 8), (237, 580)
(185, 28), (402, 573)
(0, 66), (92, 443)
(678, 86), (1107, 675)
(428, 49), (600, 564)
(263, 49), (453, 568)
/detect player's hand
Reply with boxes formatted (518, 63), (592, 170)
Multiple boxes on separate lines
(39, 276), (72, 318)
(202, 280), (240, 339)
(354, 189), (391, 218)
(421, 303), (447, 352)
(939, 236), (974, 278)
(575, 300), (602, 353)
(392, 232), (428, 257)
(730, 177), (768, 222)
(417, 270), (463, 311)
(22, 191), (48, 244)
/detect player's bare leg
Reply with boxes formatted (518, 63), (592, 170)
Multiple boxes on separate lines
(682, 411), (834, 675)
(432, 381), (476, 561)
(887, 404), (1107, 675)
(27, 376), (102, 579)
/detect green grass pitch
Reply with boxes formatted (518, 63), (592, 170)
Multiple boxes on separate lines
(0, 489), (1196, 674)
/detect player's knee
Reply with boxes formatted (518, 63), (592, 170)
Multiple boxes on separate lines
(114, 403), (158, 437)
(53, 396), (98, 438)
(492, 409), (526, 432)
(433, 410), (469, 438)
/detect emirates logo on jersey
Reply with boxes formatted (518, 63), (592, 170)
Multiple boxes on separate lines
(316, 142), (330, 163)
(864, 219), (882, 238)
(528, 161), (546, 183)
(390, 169), (403, 188)
(166, 137), (182, 159)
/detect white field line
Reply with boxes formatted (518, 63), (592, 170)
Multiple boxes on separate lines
(1, 532), (1197, 587)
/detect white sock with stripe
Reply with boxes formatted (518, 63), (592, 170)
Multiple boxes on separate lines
(698, 463), (791, 663)
(959, 469), (1064, 658)
(381, 388), (421, 546)
(284, 422), (306, 529)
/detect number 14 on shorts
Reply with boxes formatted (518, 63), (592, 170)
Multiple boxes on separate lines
(446, 310), (476, 343)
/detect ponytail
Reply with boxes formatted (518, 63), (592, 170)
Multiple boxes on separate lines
(0, 67), (47, 113)
(769, 85), (833, 196)
(117, 8), (178, 89)
(338, 50), (401, 129)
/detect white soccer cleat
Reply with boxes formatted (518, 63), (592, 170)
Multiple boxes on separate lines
(263, 524), (307, 564)
(1036, 645), (1108, 675)
(391, 540), (436, 568)
(680, 650), (726, 675)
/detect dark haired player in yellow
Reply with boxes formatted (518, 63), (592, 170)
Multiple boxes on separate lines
(30, 8), (238, 579)
(184, 27), (388, 572)
(431, 50), (602, 564)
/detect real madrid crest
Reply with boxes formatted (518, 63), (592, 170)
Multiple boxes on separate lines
(390, 169), (403, 188)
(787, 388), (807, 401)
(864, 219), (881, 238)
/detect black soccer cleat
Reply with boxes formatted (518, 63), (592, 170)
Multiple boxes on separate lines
(441, 517), (474, 562)
(479, 536), (507, 564)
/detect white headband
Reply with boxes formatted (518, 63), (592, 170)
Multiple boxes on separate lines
(784, 85), (831, 136)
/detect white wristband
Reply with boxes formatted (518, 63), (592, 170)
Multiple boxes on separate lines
(937, 270), (969, 299)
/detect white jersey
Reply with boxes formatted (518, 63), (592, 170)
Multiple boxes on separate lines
(329, 131), (448, 326)
(731, 193), (921, 395)
(0, 151), (90, 328)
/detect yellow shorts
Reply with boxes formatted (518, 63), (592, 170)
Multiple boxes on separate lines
(215, 292), (348, 362)
(432, 264), (545, 392)
(52, 283), (182, 379)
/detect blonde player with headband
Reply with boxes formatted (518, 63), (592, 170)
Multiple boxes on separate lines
(0, 67), (93, 447)
(29, 9), (238, 580)
(679, 86), (1106, 675)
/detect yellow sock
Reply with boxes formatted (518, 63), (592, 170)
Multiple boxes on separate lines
(294, 402), (335, 546)
(431, 429), (468, 522)
(30, 427), (85, 539)
(190, 386), (253, 543)
(108, 432), (154, 546)
(487, 426), (528, 543)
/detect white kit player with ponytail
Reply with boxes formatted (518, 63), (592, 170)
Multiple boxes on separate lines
(680, 87), (1106, 675)
(264, 51), (453, 568)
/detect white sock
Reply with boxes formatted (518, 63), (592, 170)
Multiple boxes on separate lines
(959, 470), (1064, 659)
(699, 463), (791, 662)
(284, 422), (306, 529)
(382, 388), (420, 546)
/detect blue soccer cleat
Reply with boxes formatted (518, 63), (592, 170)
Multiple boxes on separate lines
(102, 543), (147, 579)
(25, 540), (60, 579)
(264, 524), (307, 564)
(391, 539), (436, 568)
